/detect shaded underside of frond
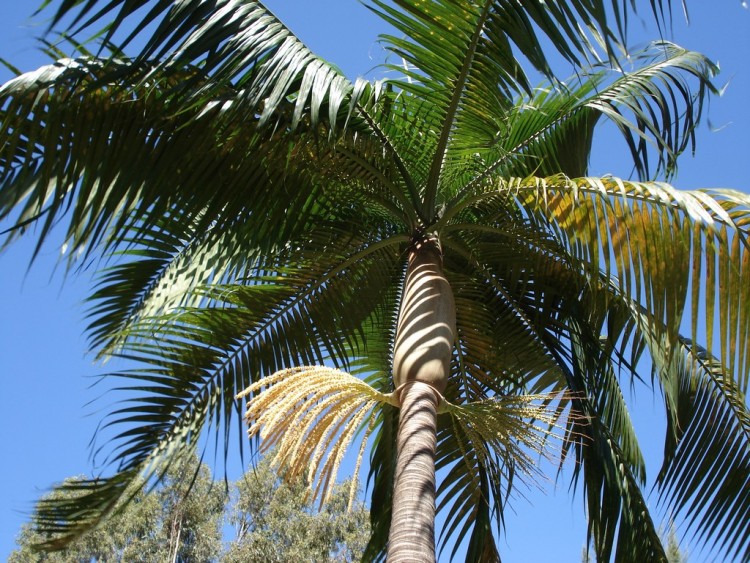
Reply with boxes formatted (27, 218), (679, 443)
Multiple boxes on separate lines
(655, 339), (750, 560)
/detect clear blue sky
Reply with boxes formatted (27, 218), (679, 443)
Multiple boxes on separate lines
(0, 2), (748, 561)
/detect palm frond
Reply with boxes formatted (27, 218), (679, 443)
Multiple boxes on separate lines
(502, 176), (749, 560)
(371, 0), (505, 216)
(31, 471), (142, 550)
(648, 334), (750, 560)
(0, 9), (395, 262)
(507, 176), (750, 393)
(438, 41), (717, 213)
(435, 393), (571, 560)
(443, 246), (569, 400)
(0, 55), (249, 260)
(30, 228), (405, 546)
(553, 336), (668, 562)
(583, 42), (717, 180)
(42, 0), (357, 129)
(369, 0), (687, 216)
(440, 183), (746, 560)
(86, 199), (405, 356)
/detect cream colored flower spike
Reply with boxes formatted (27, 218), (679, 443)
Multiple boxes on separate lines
(237, 366), (395, 509)
(238, 366), (576, 508)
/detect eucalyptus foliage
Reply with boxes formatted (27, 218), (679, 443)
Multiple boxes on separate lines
(10, 456), (225, 563)
(10, 454), (370, 562)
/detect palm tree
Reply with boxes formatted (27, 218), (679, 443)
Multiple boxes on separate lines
(1, 1), (748, 561)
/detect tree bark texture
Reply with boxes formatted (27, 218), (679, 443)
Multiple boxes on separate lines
(387, 236), (456, 562)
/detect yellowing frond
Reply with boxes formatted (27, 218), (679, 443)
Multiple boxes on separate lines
(506, 176), (750, 392)
(237, 366), (393, 506)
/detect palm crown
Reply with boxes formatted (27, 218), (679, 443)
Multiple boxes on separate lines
(1, 1), (748, 561)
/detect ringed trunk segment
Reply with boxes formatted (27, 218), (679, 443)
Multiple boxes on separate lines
(387, 381), (441, 563)
(388, 235), (457, 561)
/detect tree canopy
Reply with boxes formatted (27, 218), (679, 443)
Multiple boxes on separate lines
(1, 1), (748, 561)
(10, 454), (370, 562)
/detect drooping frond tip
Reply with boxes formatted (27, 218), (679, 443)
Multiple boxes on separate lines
(237, 366), (395, 509)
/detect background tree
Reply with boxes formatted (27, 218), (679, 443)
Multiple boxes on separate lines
(10, 455), (369, 562)
(153, 458), (226, 562)
(9, 454), (225, 562)
(224, 454), (370, 562)
(665, 522), (688, 563)
(1, 0), (748, 561)
(10, 479), (163, 563)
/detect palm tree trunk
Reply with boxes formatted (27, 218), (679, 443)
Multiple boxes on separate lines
(388, 236), (456, 562)
(388, 380), (441, 562)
